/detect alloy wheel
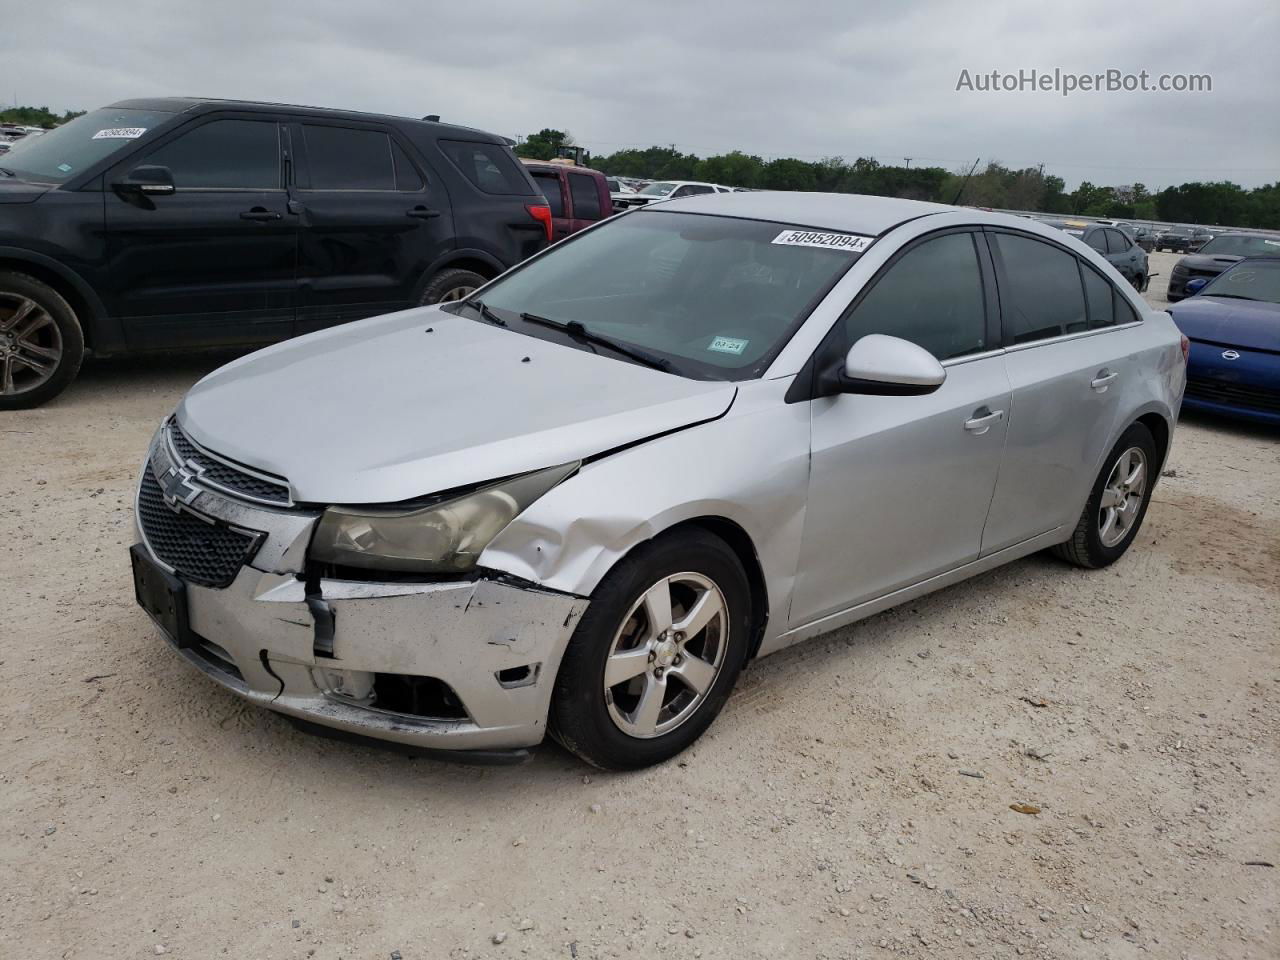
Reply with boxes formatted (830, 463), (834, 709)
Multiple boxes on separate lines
(0, 294), (63, 397)
(438, 285), (477, 302)
(1098, 446), (1147, 548)
(603, 572), (728, 739)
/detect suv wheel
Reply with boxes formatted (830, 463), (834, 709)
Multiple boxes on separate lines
(1052, 422), (1158, 569)
(419, 268), (488, 306)
(0, 272), (84, 410)
(551, 529), (752, 769)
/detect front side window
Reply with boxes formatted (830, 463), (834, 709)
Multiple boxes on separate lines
(302, 125), (394, 190)
(842, 232), (987, 361)
(1, 106), (176, 183)
(569, 172), (602, 219)
(992, 233), (1088, 343)
(145, 119), (281, 189)
(473, 210), (862, 380)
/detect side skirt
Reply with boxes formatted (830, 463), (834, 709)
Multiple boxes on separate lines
(760, 527), (1066, 656)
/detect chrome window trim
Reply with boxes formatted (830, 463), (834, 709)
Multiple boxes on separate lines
(1003, 320), (1143, 354)
(940, 347), (1006, 368)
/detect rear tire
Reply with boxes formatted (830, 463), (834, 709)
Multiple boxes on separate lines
(0, 271), (84, 410)
(550, 529), (752, 770)
(418, 268), (487, 306)
(1052, 422), (1158, 569)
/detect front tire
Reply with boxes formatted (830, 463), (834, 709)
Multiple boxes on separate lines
(550, 529), (752, 770)
(1052, 423), (1158, 569)
(0, 271), (84, 410)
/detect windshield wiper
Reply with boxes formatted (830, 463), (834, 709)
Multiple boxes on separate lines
(458, 298), (506, 327)
(519, 312), (672, 372)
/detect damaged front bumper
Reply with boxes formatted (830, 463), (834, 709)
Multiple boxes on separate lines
(133, 430), (588, 755)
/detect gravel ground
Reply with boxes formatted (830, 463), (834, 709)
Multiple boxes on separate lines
(2, 255), (1277, 960)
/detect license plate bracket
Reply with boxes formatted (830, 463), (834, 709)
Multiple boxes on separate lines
(130, 544), (196, 649)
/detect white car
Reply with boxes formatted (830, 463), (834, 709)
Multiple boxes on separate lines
(620, 180), (734, 207)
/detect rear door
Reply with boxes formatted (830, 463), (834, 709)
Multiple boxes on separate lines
(980, 230), (1131, 553)
(290, 120), (453, 334)
(103, 114), (296, 349)
(790, 229), (1011, 626)
(531, 169), (571, 241)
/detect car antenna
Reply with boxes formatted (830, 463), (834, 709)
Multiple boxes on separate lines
(951, 158), (981, 205)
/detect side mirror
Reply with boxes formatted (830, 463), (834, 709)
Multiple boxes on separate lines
(821, 334), (946, 397)
(1185, 277), (1209, 295)
(113, 165), (175, 197)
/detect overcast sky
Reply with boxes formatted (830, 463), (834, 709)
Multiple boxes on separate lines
(3, 0), (1276, 190)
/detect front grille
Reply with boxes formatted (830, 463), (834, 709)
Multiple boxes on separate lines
(1186, 377), (1280, 414)
(137, 469), (262, 587)
(168, 421), (291, 505)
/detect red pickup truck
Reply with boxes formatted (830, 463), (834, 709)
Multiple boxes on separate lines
(521, 161), (613, 242)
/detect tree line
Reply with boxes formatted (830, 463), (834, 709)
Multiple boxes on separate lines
(1, 105), (86, 129)
(515, 128), (1280, 230)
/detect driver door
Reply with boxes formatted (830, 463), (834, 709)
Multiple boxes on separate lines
(789, 230), (1012, 627)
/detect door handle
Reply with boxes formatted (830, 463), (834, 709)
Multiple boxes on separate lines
(406, 206), (442, 219)
(1091, 369), (1119, 392)
(240, 208), (282, 221)
(963, 407), (1005, 435)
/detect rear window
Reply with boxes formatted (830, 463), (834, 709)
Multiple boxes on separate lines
(302, 125), (395, 190)
(569, 172), (602, 220)
(438, 139), (531, 195)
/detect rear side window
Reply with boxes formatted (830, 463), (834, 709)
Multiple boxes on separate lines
(1081, 265), (1115, 328)
(438, 139), (531, 195)
(533, 173), (565, 217)
(843, 232), (987, 361)
(303, 125), (395, 190)
(1114, 289), (1140, 324)
(569, 173), (602, 219)
(391, 141), (424, 191)
(1084, 230), (1107, 253)
(992, 233), (1088, 342)
(145, 119), (280, 189)
(1106, 229), (1129, 253)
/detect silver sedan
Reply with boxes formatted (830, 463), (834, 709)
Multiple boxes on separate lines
(131, 192), (1186, 768)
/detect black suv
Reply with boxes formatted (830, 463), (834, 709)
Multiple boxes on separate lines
(0, 98), (553, 408)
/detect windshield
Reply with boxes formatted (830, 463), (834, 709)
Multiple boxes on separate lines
(473, 210), (865, 380)
(640, 181), (676, 196)
(1201, 260), (1280, 305)
(0, 107), (175, 183)
(1198, 235), (1280, 257)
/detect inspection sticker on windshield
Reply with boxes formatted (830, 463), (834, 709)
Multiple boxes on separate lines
(772, 229), (872, 252)
(92, 127), (147, 140)
(708, 336), (749, 355)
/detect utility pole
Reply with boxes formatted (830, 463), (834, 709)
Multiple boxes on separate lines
(904, 157), (912, 169)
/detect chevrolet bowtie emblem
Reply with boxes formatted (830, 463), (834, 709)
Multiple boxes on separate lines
(161, 463), (202, 507)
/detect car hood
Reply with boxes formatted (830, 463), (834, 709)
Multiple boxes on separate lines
(1176, 253), (1242, 273)
(178, 307), (737, 504)
(0, 178), (52, 204)
(1169, 296), (1280, 354)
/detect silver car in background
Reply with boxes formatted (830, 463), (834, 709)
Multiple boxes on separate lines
(131, 192), (1186, 769)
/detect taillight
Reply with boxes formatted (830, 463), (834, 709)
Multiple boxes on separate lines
(525, 203), (552, 244)
(1180, 334), (1190, 362)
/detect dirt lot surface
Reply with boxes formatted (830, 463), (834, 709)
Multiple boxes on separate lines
(3, 258), (1277, 960)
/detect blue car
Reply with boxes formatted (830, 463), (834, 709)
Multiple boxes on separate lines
(1168, 257), (1280, 425)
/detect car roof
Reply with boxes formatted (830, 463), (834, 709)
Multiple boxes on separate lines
(522, 161), (607, 177)
(105, 97), (501, 141)
(650, 191), (965, 235)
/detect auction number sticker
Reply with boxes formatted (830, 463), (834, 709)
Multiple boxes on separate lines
(772, 229), (873, 252)
(92, 127), (147, 140)
(708, 336), (749, 355)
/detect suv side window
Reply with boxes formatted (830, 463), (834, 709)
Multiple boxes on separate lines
(1081, 264), (1116, 328)
(438, 139), (531, 195)
(391, 140), (424, 192)
(991, 233), (1088, 342)
(842, 232), (987, 361)
(302, 125), (395, 190)
(533, 172), (565, 217)
(568, 173), (602, 220)
(144, 119), (280, 189)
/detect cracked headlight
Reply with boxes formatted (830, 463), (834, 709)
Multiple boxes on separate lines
(310, 462), (578, 574)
